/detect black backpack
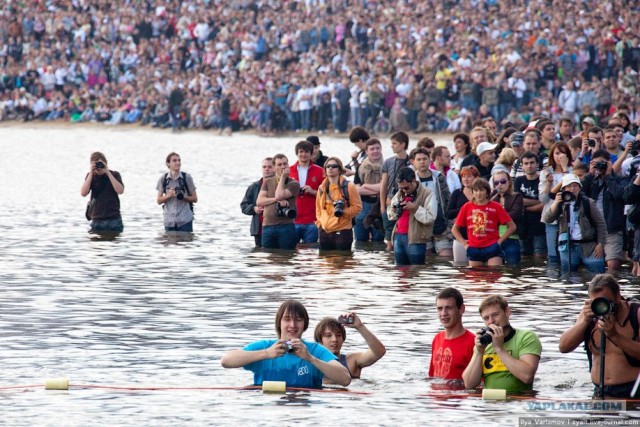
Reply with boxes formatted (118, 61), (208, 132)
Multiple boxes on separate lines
(162, 172), (194, 213)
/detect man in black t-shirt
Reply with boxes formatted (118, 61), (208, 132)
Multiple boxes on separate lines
(513, 151), (546, 258)
(80, 151), (125, 233)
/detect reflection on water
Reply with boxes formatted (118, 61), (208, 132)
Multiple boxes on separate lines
(1, 125), (639, 425)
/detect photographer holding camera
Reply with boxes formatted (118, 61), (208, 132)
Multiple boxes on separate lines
(462, 295), (542, 393)
(157, 152), (198, 232)
(581, 150), (629, 271)
(256, 154), (300, 250)
(387, 167), (437, 265)
(315, 157), (362, 251)
(559, 274), (640, 398)
(543, 173), (607, 273)
(220, 300), (351, 388)
(81, 151), (124, 233)
(313, 312), (386, 380)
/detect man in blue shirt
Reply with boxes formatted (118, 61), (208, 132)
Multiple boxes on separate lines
(221, 300), (351, 388)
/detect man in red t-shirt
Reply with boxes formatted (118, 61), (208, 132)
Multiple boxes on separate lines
(429, 288), (475, 382)
(289, 140), (325, 243)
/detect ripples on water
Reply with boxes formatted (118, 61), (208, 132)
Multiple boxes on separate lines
(1, 125), (639, 426)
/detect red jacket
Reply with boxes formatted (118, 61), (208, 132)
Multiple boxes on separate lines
(290, 161), (324, 224)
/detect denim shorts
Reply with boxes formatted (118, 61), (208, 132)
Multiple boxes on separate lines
(467, 242), (503, 262)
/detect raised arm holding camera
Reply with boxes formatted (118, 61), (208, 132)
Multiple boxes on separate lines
(157, 152), (198, 232)
(80, 151), (124, 233)
(314, 312), (386, 380)
(559, 274), (640, 398)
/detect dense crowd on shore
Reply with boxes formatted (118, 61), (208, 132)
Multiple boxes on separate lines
(1, 1), (639, 134)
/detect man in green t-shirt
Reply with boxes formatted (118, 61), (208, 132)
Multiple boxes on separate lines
(462, 295), (542, 393)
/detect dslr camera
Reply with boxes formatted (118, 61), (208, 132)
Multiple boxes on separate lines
(479, 327), (493, 346)
(333, 200), (345, 217)
(338, 315), (354, 325)
(594, 160), (608, 171)
(587, 138), (597, 148)
(591, 297), (618, 317)
(95, 161), (105, 169)
(561, 190), (576, 203)
(392, 200), (407, 217)
(276, 203), (297, 219)
(174, 187), (185, 200)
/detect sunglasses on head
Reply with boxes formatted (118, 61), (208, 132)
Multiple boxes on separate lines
(493, 178), (508, 186)
(326, 164), (339, 169)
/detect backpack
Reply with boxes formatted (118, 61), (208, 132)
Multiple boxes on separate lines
(162, 172), (194, 213)
(628, 203), (640, 226)
(584, 301), (640, 371)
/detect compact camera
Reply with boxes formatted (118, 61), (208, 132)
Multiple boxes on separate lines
(479, 327), (493, 346)
(591, 297), (618, 317)
(333, 200), (345, 217)
(338, 315), (354, 325)
(561, 190), (576, 203)
(285, 341), (296, 353)
(276, 203), (297, 219)
(95, 161), (105, 169)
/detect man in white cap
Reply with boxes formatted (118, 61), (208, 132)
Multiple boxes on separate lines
(468, 142), (497, 180)
(542, 174), (606, 273)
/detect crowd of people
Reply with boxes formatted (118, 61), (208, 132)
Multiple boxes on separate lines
(1, 1), (639, 135)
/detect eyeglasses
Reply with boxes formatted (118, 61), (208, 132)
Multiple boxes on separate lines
(326, 164), (339, 169)
(493, 179), (508, 186)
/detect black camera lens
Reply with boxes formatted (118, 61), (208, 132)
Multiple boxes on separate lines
(479, 327), (493, 346)
(591, 297), (614, 317)
(95, 161), (105, 169)
(587, 139), (597, 148)
(595, 160), (608, 170)
(276, 204), (297, 219)
(176, 192), (184, 200)
(561, 190), (576, 203)
(333, 200), (345, 217)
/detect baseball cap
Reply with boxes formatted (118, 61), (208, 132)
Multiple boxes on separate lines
(306, 135), (320, 145)
(476, 142), (498, 156)
(582, 117), (596, 126)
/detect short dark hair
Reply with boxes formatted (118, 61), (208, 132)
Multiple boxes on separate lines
(573, 161), (588, 173)
(409, 147), (430, 160)
(90, 151), (107, 163)
(391, 131), (410, 149)
(437, 288), (464, 308)
(416, 137), (435, 149)
(471, 178), (491, 199)
(396, 166), (416, 183)
(535, 119), (554, 132)
(165, 152), (179, 165)
(314, 317), (346, 343)
(524, 129), (541, 142)
(275, 300), (309, 338)
(349, 126), (370, 143)
(432, 146), (447, 160)
(520, 151), (539, 163)
(588, 126), (603, 135)
(295, 140), (314, 154)
(274, 153), (288, 163)
(559, 117), (574, 128)
(591, 149), (611, 161)
(588, 273), (620, 297)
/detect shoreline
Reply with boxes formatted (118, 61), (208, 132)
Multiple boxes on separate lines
(0, 120), (453, 142)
